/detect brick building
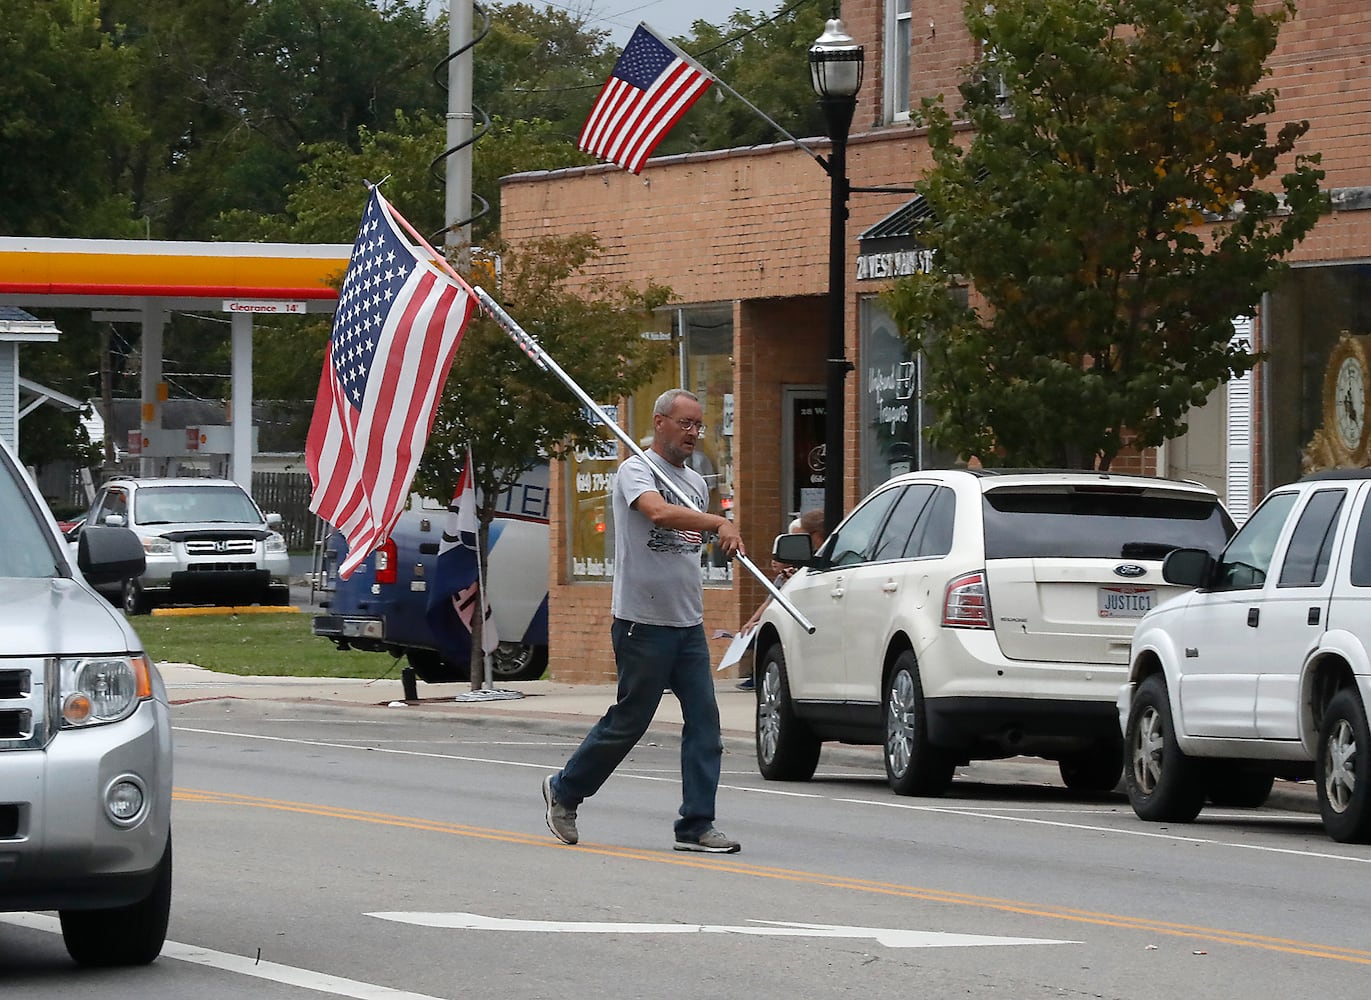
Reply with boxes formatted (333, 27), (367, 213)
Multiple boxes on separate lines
(500, 0), (1371, 683)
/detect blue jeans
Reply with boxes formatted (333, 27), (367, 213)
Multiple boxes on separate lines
(550, 619), (723, 839)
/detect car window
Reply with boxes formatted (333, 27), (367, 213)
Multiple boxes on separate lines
(827, 486), (902, 567)
(1348, 490), (1371, 588)
(982, 488), (1233, 560)
(906, 485), (955, 558)
(134, 485), (264, 525)
(870, 485), (933, 562)
(1277, 489), (1345, 588)
(0, 454), (62, 579)
(93, 488), (128, 525)
(1213, 491), (1299, 591)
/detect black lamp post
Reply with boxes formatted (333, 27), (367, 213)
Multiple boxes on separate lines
(810, 16), (864, 536)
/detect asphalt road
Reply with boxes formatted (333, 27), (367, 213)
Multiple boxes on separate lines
(4, 699), (1369, 999)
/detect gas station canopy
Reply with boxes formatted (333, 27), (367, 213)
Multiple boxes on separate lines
(0, 236), (352, 484)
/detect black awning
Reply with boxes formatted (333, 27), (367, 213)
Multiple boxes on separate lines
(859, 194), (937, 244)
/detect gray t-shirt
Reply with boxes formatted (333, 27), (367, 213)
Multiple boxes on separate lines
(611, 451), (709, 626)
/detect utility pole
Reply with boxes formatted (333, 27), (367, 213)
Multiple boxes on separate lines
(445, 0), (474, 269)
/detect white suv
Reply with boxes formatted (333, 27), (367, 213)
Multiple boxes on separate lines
(1121, 470), (1371, 843)
(83, 477), (291, 614)
(754, 470), (1233, 796)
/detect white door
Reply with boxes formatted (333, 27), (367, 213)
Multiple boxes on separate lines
(1175, 490), (1300, 738)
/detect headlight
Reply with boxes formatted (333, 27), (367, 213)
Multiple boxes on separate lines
(60, 655), (153, 727)
(265, 531), (287, 553)
(143, 535), (173, 555)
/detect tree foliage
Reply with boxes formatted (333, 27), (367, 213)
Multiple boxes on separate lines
(0, 0), (141, 236)
(413, 232), (671, 515)
(883, 0), (1324, 470)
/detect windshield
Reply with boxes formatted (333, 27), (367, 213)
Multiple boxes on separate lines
(134, 485), (264, 525)
(0, 453), (63, 578)
(982, 488), (1234, 560)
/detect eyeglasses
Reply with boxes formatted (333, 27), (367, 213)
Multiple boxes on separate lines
(665, 417), (706, 434)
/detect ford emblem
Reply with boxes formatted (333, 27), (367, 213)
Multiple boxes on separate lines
(1114, 563), (1147, 578)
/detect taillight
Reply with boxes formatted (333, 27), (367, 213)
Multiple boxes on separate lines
(374, 538), (398, 585)
(943, 571), (991, 628)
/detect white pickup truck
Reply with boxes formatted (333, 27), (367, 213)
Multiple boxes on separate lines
(1120, 470), (1371, 843)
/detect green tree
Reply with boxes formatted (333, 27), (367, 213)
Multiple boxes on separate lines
(883, 0), (1323, 470)
(413, 233), (670, 685)
(0, 0), (140, 236)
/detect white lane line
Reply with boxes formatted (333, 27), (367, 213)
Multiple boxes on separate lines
(0, 912), (442, 999)
(173, 726), (1359, 863)
(367, 911), (1078, 949)
(833, 797), (1369, 863)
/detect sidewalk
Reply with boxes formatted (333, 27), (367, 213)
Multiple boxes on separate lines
(156, 662), (1319, 816)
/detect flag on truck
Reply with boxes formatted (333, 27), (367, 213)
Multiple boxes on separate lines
(305, 187), (474, 579)
(428, 450), (499, 657)
(577, 22), (713, 174)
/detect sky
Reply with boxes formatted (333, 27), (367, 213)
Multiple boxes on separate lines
(533, 1), (770, 46)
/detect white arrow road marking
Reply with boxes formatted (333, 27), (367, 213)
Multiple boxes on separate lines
(2, 912), (444, 999)
(367, 912), (1078, 950)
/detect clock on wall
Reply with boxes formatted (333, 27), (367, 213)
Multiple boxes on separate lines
(1303, 332), (1371, 472)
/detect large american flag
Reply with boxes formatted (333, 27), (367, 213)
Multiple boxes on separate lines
(306, 189), (473, 579)
(577, 22), (713, 175)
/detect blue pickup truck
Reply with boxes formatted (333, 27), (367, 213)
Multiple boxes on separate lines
(312, 469), (550, 694)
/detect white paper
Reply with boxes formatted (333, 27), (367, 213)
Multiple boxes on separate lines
(715, 629), (756, 671)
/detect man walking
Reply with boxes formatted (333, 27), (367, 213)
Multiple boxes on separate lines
(543, 388), (744, 853)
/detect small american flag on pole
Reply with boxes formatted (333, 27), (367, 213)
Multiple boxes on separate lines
(577, 22), (713, 175)
(306, 188), (474, 579)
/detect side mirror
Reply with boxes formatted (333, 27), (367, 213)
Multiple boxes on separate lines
(773, 532), (814, 566)
(103, 513), (126, 528)
(1162, 547), (1214, 588)
(78, 526), (147, 585)
(266, 512), (283, 527)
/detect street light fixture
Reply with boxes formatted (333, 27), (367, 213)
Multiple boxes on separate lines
(809, 17), (864, 536)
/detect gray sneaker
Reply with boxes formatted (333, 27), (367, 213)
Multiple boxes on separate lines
(674, 828), (740, 854)
(542, 775), (578, 845)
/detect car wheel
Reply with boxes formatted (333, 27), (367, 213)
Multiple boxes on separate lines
(884, 651), (955, 797)
(265, 585), (291, 606)
(755, 643), (820, 782)
(1058, 735), (1124, 794)
(1316, 688), (1371, 843)
(122, 579), (151, 616)
(60, 833), (172, 967)
(490, 643), (548, 682)
(1124, 674), (1205, 822)
(1204, 763), (1275, 808)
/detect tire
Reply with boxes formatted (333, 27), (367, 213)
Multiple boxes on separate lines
(1316, 688), (1371, 843)
(755, 644), (820, 781)
(61, 834), (172, 967)
(883, 651), (955, 797)
(1123, 674), (1205, 823)
(122, 578), (151, 616)
(1058, 735), (1124, 794)
(265, 585), (291, 606)
(490, 643), (549, 682)
(1204, 763), (1276, 808)
(405, 648), (471, 684)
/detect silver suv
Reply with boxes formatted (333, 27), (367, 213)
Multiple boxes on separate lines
(84, 477), (291, 614)
(754, 470), (1234, 796)
(0, 438), (173, 965)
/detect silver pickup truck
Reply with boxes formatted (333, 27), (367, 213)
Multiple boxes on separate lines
(0, 438), (173, 966)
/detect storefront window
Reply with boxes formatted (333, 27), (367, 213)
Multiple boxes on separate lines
(1266, 263), (1371, 486)
(566, 305), (735, 585)
(859, 296), (958, 495)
